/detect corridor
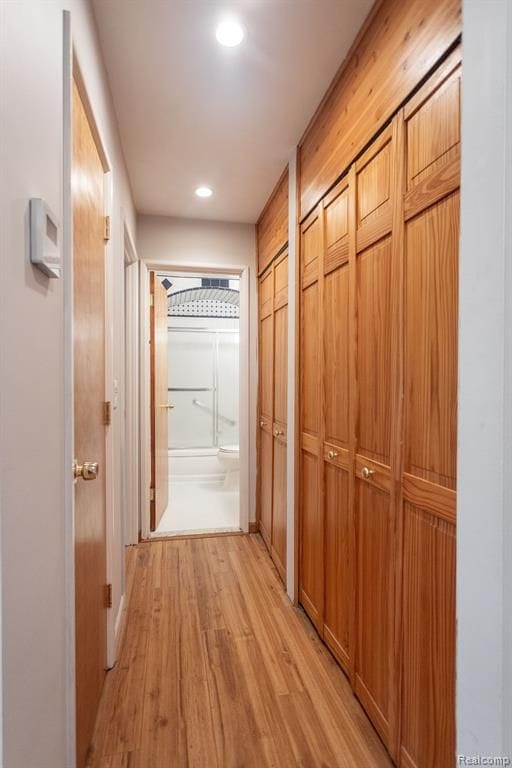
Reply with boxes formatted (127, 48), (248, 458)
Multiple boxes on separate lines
(87, 535), (391, 768)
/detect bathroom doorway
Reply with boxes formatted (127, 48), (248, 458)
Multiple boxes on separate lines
(149, 269), (242, 536)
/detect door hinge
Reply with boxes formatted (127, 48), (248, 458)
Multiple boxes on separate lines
(103, 401), (112, 426)
(104, 583), (113, 609)
(104, 215), (111, 241)
(149, 487), (155, 502)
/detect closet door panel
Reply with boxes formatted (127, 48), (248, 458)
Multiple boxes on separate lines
(259, 426), (273, 548)
(324, 263), (350, 449)
(272, 252), (288, 583)
(273, 303), (288, 427)
(400, 52), (460, 768)
(354, 481), (392, 746)
(400, 502), (456, 768)
(352, 125), (397, 755)
(300, 208), (324, 629)
(271, 434), (287, 582)
(405, 194), (459, 489)
(258, 267), (274, 548)
(299, 449), (322, 625)
(356, 236), (392, 465)
(324, 462), (351, 672)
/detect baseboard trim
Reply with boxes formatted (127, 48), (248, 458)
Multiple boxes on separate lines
(249, 521), (259, 534)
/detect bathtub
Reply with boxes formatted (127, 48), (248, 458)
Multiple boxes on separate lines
(168, 447), (224, 484)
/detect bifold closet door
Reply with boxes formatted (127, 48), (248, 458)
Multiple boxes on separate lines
(399, 51), (460, 768)
(299, 207), (324, 630)
(258, 267), (274, 549)
(351, 122), (400, 754)
(321, 178), (352, 675)
(271, 251), (288, 582)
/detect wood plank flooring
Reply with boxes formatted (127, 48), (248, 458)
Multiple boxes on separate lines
(87, 534), (392, 768)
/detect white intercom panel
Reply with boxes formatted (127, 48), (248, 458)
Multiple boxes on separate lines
(29, 198), (61, 278)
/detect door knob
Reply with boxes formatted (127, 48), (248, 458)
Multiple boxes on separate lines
(274, 429), (284, 437)
(160, 403), (175, 410)
(260, 420), (266, 428)
(73, 460), (99, 481)
(361, 466), (376, 480)
(327, 450), (339, 460)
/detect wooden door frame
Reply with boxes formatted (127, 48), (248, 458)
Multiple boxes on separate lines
(139, 262), (251, 540)
(63, 14), (118, 765)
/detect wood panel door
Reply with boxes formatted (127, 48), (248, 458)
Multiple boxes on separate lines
(150, 273), (169, 531)
(399, 51), (460, 768)
(72, 78), (107, 768)
(322, 177), (352, 675)
(258, 267), (274, 549)
(351, 123), (400, 755)
(299, 206), (324, 630)
(271, 252), (288, 582)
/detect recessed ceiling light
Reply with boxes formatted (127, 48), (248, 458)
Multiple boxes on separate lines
(195, 186), (213, 198)
(215, 19), (245, 47)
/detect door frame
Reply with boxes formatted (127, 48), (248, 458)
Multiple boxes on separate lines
(139, 262), (251, 540)
(63, 13), (117, 765)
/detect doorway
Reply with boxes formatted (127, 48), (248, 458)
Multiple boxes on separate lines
(149, 269), (242, 536)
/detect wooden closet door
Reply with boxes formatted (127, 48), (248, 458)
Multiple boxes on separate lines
(271, 252), (288, 582)
(299, 206), (324, 629)
(322, 178), (352, 675)
(258, 267), (274, 549)
(351, 123), (399, 754)
(399, 51), (460, 768)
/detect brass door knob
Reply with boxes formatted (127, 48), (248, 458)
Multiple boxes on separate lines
(362, 466), (376, 480)
(74, 460), (99, 481)
(327, 450), (339, 460)
(260, 420), (266, 428)
(274, 429), (284, 438)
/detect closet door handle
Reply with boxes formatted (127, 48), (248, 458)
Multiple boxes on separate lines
(273, 429), (284, 438)
(260, 420), (266, 428)
(361, 466), (376, 480)
(327, 450), (338, 460)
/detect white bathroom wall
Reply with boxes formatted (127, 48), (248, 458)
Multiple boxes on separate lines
(0, 2), (135, 766)
(137, 214), (257, 523)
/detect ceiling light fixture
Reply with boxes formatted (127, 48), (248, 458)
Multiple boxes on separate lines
(195, 186), (213, 198)
(215, 19), (245, 47)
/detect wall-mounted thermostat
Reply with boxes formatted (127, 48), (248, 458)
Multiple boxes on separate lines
(29, 198), (61, 278)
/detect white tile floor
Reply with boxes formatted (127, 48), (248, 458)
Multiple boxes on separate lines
(153, 480), (240, 537)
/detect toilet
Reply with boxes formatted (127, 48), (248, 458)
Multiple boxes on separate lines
(217, 445), (240, 490)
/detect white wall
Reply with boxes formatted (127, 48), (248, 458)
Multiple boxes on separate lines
(0, 2), (135, 766)
(137, 215), (257, 523)
(457, 0), (512, 761)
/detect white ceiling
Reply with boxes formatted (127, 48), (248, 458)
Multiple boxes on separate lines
(92, 0), (373, 223)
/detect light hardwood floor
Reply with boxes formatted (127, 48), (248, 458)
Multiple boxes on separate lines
(87, 534), (392, 768)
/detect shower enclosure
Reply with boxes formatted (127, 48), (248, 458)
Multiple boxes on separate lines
(168, 323), (239, 480)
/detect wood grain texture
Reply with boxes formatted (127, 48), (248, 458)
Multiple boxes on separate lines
(72, 77), (107, 768)
(150, 273), (169, 531)
(88, 536), (392, 768)
(404, 193), (459, 489)
(271, 436), (287, 582)
(257, 166), (289, 274)
(356, 236), (393, 465)
(259, 427), (273, 550)
(299, 0), (461, 219)
(400, 505), (456, 768)
(324, 464), (351, 674)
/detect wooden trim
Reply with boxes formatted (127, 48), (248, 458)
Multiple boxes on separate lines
(323, 174), (350, 208)
(389, 112), (406, 762)
(402, 473), (456, 524)
(354, 124), (393, 174)
(249, 522), (259, 534)
(403, 46), (462, 120)
(257, 164), (290, 227)
(257, 241), (289, 279)
(347, 164), (357, 688)
(356, 209), (393, 253)
(293, 147), (301, 606)
(404, 150), (460, 221)
(298, 0), (387, 147)
(141, 530), (245, 543)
